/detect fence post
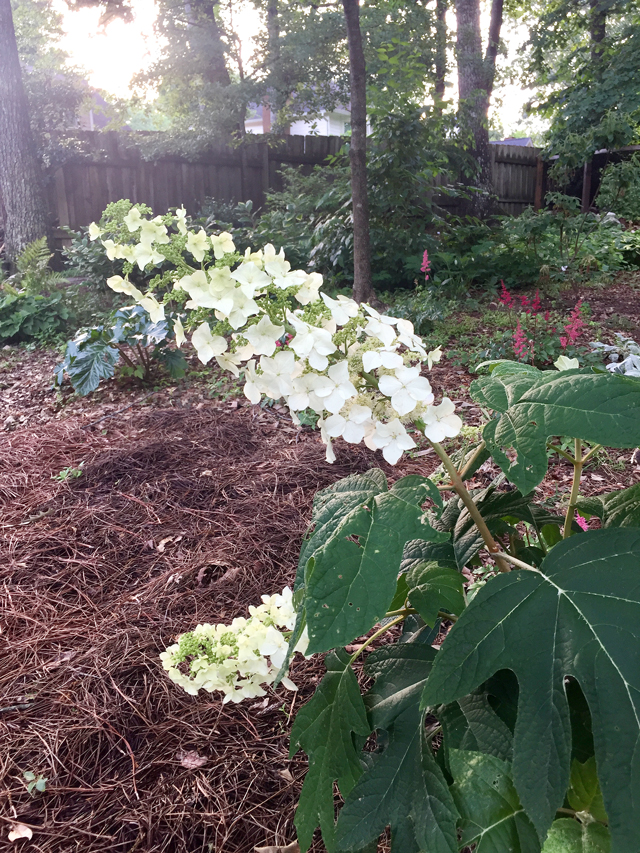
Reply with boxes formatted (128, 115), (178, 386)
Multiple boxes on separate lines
(581, 160), (593, 213)
(534, 157), (545, 210)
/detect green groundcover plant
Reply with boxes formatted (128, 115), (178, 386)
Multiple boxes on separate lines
(84, 204), (640, 852)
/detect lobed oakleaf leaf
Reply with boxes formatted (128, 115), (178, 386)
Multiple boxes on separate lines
(471, 370), (640, 493)
(449, 750), (539, 852)
(290, 650), (370, 853)
(439, 691), (513, 769)
(304, 475), (449, 654)
(421, 528), (640, 849)
(541, 819), (611, 853)
(335, 706), (458, 853)
(577, 483), (640, 529)
(405, 562), (465, 625)
(295, 469), (389, 589)
(567, 757), (608, 824)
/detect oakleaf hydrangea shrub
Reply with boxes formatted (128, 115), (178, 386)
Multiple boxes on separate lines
(83, 203), (640, 853)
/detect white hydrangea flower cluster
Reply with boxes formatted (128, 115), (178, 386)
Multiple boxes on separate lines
(160, 587), (309, 703)
(92, 205), (463, 465)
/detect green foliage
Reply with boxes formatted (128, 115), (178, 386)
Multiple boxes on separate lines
(289, 649), (370, 852)
(423, 528), (640, 844)
(22, 770), (47, 795)
(302, 473), (447, 655)
(449, 751), (539, 852)
(55, 305), (186, 395)
(284, 362), (640, 853)
(471, 365), (640, 493)
(12, 0), (88, 168)
(0, 238), (71, 343)
(596, 155), (640, 222)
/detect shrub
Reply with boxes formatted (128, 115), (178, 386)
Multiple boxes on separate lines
(0, 238), (70, 343)
(596, 153), (640, 222)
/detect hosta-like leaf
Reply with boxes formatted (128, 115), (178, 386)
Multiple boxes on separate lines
(295, 469), (389, 589)
(422, 528), (640, 849)
(577, 483), (640, 529)
(67, 340), (120, 395)
(449, 750), (540, 853)
(405, 562), (465, 625)
(305, 476), (449, 654)
(335, 706), (458, 853)
(290, 650), (370, 853)
(541, 819), (611, 853)
(471, 370), (640, 493)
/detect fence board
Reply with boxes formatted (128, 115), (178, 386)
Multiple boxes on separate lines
(49, 132), (543, 245)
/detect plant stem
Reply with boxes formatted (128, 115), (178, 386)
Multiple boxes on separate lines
(350, 615), (405, 663)
(430, 441), (511, 573)
(494, 551), (539, 572)
(564, 437), (583, 539)
(547, 442), (576, 464)
(115, 345), (136, 370)
(437, 609), (458, 622)
(458, 440), (487, 480)
(581, 443), (602, 464)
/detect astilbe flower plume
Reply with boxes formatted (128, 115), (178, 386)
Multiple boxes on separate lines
(421, 250), (431, 281)
(560, 300), (585, 349)
(513, 320), (530, 361)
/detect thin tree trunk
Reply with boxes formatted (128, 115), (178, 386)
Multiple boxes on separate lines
(434, 0), (448, 112)
(342, 0), (373, 304)
(0, 0), (50, 262)
(455, 0), (503, 217)
(590, 0), (607, 63)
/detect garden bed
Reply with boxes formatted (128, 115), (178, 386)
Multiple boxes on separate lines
(2, 275), (640, 852)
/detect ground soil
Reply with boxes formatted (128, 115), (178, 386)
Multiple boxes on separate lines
(2, 277), (640, 852)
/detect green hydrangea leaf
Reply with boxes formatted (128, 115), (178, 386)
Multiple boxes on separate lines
(439, 691), (513, 770)
(567, 757), (608, 824)
(335, 706), (458, 853)
(66, 339), (120, 396)
(472, 370), (640, 493)
(577, 483), (640, 529)
(541, 819), (611, 853)
(295, 469), (389, 589)
(304, 476), (449, 654)
(449, 750), (540, 852)
(422, 528), (640, 848)
(364, 641), (436, 731)
(290, 649), (371, 853)
(406, 562), (465, 625)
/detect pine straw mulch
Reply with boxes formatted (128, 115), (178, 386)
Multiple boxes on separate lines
(0, 404), (431, 853)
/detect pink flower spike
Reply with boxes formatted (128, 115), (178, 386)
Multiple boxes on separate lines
(420, 250), (431, 281)
(499, 281), (513, 308)
(575, 514), (589, 531)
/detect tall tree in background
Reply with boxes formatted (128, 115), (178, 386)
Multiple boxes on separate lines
(455, 0), (503, 215)
(0, 0), (49, 261)
(342, 0), (372, 303)
(524, 0), (640, 173)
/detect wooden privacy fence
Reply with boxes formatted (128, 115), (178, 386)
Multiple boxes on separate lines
(48, 132), (544, 245)
(49, 131), (344, 244)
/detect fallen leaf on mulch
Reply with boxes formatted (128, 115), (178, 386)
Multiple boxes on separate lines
(176, 749), (207, 769)
(8, 823), (33, 842)
(254, 842), (299, 853)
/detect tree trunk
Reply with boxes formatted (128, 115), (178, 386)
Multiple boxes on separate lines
(455, 0), (503, 217)
(434, 0), (448, 111)
(342, 0), (373, 304)
(590, 0), (607, 63)
(0, 0), (50, 262)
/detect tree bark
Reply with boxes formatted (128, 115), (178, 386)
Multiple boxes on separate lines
(434, 0), (448, 111)
(455, 0), (503, 217)
(0, 0), (50, 262)
(590, 0), (607, 63)
(342, 0), (373, 304)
